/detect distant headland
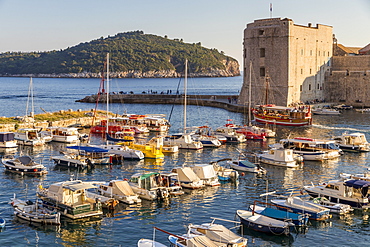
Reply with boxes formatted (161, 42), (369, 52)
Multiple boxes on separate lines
(0, 31), (240, 78)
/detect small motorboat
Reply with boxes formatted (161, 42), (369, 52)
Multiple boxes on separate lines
(210, 159), (239, 182)
(10, 194), (61, 225)
(97, 180), (142, 204)
(2, 155), (48, 176)
(191, 164), (221, 186)
(312, 197), (354, 215)
(227, 159), (266, 174)
(236, 209), (294, 235)
(172, 167), (205, 189)
(188, 218), (248, 246)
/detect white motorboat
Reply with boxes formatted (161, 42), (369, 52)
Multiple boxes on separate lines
(173, 167), (205, 189)
(280, 137), (342, 161)
(191, 164), (221, 186)
(333, 132), (370, 152)
(311, 197), (354, 214)
(97, 180), (142, 204)
(37, 180), (103, 219)
(0, 132), (18, 148)
(303, 179), (370, 209)
(2, 155), (48, 176)
(258, 147), (301, 168)
(14, 128), (45, 146)
(10, 194), (61, 225)
(43, 127), (80, 143)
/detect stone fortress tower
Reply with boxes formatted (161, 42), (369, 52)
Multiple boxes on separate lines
(239, 18), (333, 107)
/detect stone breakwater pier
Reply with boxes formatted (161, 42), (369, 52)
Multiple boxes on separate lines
(76, 94), (249, 113)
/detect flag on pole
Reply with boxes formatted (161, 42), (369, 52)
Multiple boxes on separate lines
(270, 3), (273, 17)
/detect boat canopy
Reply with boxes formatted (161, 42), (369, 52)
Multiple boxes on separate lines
(138, 172), (159, 180)
(67, 146), (108, 153)
(176, 167), (200, 182)
(256, 105), (295, 111)
(110, 180), (135, 196)
(198, 224), (243, 244)
(18, 156), (33, 165)
(344, 179), (370, 189)
(0, 132), (15, 142)
(192, 164), (217, 179)
(63, 181), (97, 191)
(239, 160), (257, 168)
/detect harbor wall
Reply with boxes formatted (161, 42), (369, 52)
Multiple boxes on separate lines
(77, 94), (248, 113)
(0, 116), (104, 132)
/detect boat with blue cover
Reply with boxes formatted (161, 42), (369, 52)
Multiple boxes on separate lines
(271, 196), (331, 221)
(249, 201), (309, 226)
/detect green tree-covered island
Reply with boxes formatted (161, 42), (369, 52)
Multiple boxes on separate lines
(0, 31), (240, 78)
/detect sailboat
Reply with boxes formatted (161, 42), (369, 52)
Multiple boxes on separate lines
(14, 77), (47, 146)
(88, 54), (145, 160)
(163, 59), (203, 150)
(250, 62), (312, 126)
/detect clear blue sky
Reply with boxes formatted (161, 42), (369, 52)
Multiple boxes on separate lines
(1, 0), (369, 65)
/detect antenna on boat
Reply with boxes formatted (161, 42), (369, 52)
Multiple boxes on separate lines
(183, 59), (188, 134)
(106, 53), (110, 145)
(248, 61), (252, 126)
(26, 77), (34, 118)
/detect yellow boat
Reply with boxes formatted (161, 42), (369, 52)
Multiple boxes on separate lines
(119, 137), (164, 159)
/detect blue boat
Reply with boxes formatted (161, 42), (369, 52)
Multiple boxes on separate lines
(271, 196), (331, 221)
(236, 209), (295, 235)
(249, 201), (309, 227)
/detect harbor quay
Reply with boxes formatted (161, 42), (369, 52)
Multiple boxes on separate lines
(76, 93), (248, 113)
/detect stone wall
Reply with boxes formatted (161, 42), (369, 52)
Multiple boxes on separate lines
(0, 116), (103, 132)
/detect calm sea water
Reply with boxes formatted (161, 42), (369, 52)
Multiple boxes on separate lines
(0, 76), (370, 246)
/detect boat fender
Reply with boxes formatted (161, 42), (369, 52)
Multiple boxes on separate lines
(241, 172), (245, 176)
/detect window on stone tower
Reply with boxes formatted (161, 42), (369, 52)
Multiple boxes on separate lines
(309, 84), (311, 91)
(259, 29), (264, 35)
(300, 85), (302, 92)
(260, 48), (265, 57)
(317, 84), (320, 89)
(260, 67), (265, 77)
